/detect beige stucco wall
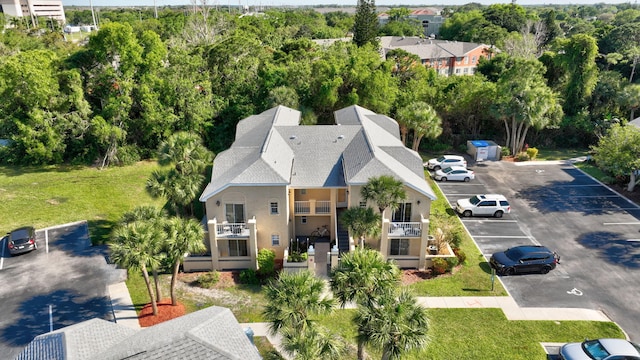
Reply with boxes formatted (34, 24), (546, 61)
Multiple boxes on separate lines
(347, 185), (432, 222)
(205, 185), (290, 259)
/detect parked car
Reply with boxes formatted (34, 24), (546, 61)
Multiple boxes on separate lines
(424, 155), (467, 170)
(7, 226), (37, 255)
(559, 338), (640, 360)
(433, 166), (475, 182)
(455, 194), (510, 218)
(490, 245), (559, 275)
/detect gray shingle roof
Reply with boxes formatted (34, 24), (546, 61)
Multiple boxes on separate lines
(200, 104), (436, 201)
(379, 36), (487, 60)
(17, 307), (260, 360)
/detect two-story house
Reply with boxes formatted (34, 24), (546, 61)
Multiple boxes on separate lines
(193, 105), (436, 272)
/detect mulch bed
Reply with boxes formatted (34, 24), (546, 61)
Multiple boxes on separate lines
(138, 299), (186, 327)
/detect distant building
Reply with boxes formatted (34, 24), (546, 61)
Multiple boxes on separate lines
(0, 0), (66, 25)
(380, 36), (493, 77)
(378, 8), (445, 37)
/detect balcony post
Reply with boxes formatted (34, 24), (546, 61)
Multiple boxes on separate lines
(380, 219), (390, 260)
(248, 217), (258, 270)
(418, 217), (430, 270)
(208, 219), (219, 270)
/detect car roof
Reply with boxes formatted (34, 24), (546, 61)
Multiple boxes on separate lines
(508, 245), (553, 254)
(477, 194), (507, 200)
(10, 227), (34, 236)
(441, 155), (464, 159)
(598, 338), (640, 355)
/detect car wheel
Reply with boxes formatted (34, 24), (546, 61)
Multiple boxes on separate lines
(441, 177), (447, 182)
(434, 165), (441, 170)
(540, 266), (551, 274)
(463, 210), (472, 217)
(494, 210), (503, 218)
(504, 267), (515, 276)
(464, 177), (470, 182)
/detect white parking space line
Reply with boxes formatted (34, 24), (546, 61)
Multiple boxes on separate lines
(603, 222), (640, 225)
(45, 230), (49, 253)
(570, 195), (619, 198)
(460, 219), (518, 223)
(473, 235), (532, 238)
(0, 237), (5, 270)
(554, 184), (601, 187)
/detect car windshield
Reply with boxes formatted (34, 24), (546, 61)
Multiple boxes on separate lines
(504, 248), (525, 261)
(436, 156), (446, 162)
(469, 196), (482, 205)
(582, 340), (610, 359)
(442, 167), (453, 173)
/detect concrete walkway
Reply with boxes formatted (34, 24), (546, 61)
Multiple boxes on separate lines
(108, 282), (141, 329)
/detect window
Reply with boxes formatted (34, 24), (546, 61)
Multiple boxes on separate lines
(225, 203), (245, 223)
(301, 189), (306, 194)
(479, 201), (497, 207)
(464, 68), (469, 74)
(359, 201), (367, 208)
(464, 56), (469, 64)
(270, 202), (279, 215)
(228, 239), (248, 257)
(472, 56), (477, 63)
(301, 216), (307, 224)
(390, 239), (410, 255)
(271, 234), (280, 246)
(455, 68), (461, 74)
(392, 203), (412, 222)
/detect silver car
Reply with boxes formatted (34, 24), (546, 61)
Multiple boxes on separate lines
(560, 338), (640, 360)
(424, 155), (467, 170)
(433, 166), (475, 182)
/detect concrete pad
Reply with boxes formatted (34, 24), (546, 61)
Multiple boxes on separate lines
(108, 282), (141, 329)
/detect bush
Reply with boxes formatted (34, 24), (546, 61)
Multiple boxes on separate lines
(239, 269), (260, 285)
(450, 227), (465, 249)
(454, 248), (467, 265)
(516, 151), (530, 161)
(601, 176), (616, 185)
(257, 249), (276, 278)
(445, 256), (459, 270)
(526, 147), (538, 160)
(114, 145), (141, 166)
(287, 251), (308, 262)
(432, 258), (448, 275)
(196, 271), (220, 289)
(500, 146), (511, 157)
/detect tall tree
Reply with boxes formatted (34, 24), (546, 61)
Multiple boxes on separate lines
(146, 131), (213, 216)
(263, 271), (339, 359)
(330, 248), (401, 360)
(110, 221), (164, 315)
(340, 207), (381, 248)
(400, 101), (443, 151)
(164, 217), (205, 305)
(559, 34), (599, 117)
(361, 175), (407, 217)
(592, 123), (640, 192)
(354, 288), (429, 360)
(492, 58), (563, 155)
(353, 0), (378, 48)
(621, 84), (640, 121)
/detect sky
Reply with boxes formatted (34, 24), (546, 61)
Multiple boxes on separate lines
(63, 0), (636, 8)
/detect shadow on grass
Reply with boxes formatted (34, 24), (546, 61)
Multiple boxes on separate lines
(0, 164), (88, 177)
(88, 219), (116, 246)
(479, 261), (493, 274)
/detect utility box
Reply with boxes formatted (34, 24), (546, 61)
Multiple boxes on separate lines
(467, 140), (501, 161)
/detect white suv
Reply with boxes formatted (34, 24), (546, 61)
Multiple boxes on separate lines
(456, 194), (511, 218)
(424, 155), (467, 170)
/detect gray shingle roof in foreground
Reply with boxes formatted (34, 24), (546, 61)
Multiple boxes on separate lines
(200, 104), (436, 201)
(17, 306), (260, 360)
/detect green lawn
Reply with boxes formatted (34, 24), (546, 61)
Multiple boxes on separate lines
(535, 148), (590, 161)
(320, 309), (625, 360)
(0, 162), (164, 244)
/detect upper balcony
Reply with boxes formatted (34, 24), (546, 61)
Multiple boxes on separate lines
(215, 222), (250, 238)
(388, 222), (422, 238)
(294, 200), (331, 215)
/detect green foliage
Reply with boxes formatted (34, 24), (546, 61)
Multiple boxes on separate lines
(115, 145), (141, 166)
(445, 256), (459, 270)
(431, 258), (448, 275)
(287, 251), (308, 263)
(454, 248), (467, 265)
(353, 0), (378, 48)
(240, 269), (261, 285)
(257, 249), (277, 278)
(516, 152), (530, 161)
(592, 123), (640, 180)
(501, 146), (511, 157)
(196, 271), (220, 288)
(526, 147), (539, 160)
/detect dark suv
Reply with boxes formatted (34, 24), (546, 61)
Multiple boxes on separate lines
(7, 226), (37, 255)
(490, 245), (559, 275)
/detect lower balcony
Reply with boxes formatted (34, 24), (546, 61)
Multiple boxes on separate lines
(388, 222), (422, 238)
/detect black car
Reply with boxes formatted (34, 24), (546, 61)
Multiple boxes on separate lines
(490, 245), (559, 275)
(7, 226), (37, 255)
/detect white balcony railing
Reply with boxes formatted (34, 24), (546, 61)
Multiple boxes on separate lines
(216, 222), (249, 237)
(388, 222), (422, 237)
(295, 200), (331, 214)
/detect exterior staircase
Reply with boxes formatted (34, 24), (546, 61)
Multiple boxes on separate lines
(336, 208), (350, 253)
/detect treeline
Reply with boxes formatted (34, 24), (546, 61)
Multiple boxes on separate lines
(0, 4), (638, 166)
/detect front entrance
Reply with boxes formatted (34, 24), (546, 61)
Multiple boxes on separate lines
(313, 241), (330, 278)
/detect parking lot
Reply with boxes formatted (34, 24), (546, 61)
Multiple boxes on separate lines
(433, 159), (640, 341)
(0, 222), (125, 359)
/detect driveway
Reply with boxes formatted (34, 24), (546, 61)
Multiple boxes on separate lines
(435, 160), (640, 341)
(0, 221), (126, 359)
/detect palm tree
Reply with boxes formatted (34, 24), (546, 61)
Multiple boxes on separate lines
(263, 271), (338, 358)
(340, 206), (381, 247)
(118, 206), (167, 302)
(355, 288), (429, 360)
(408, 102), (443, 151)
(110, 221), (164, 315)
(164, 217), (205, 305)
(330, 248), (401, 360)
(147, 132), (213, 216)
(360, 175), (407, 217)
(280, 325), (344, 360)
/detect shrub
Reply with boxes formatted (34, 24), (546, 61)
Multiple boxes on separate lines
(454, 248), (467, 265)
(601, 176), (616, 185)
(526, 147), (538, 160)
(500, 146), (510, 157)
(287, 251), (308, 263)
(516, 151), (530, 161)
(445, 256), (459, 270)
(257, 249), (276, 278)
(239, 269), (260, 285)
(432, 258), (448, 275)
(196, 271), (220, 289)
(114, 145), (141, 166)
(450, 226), (464, 249)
